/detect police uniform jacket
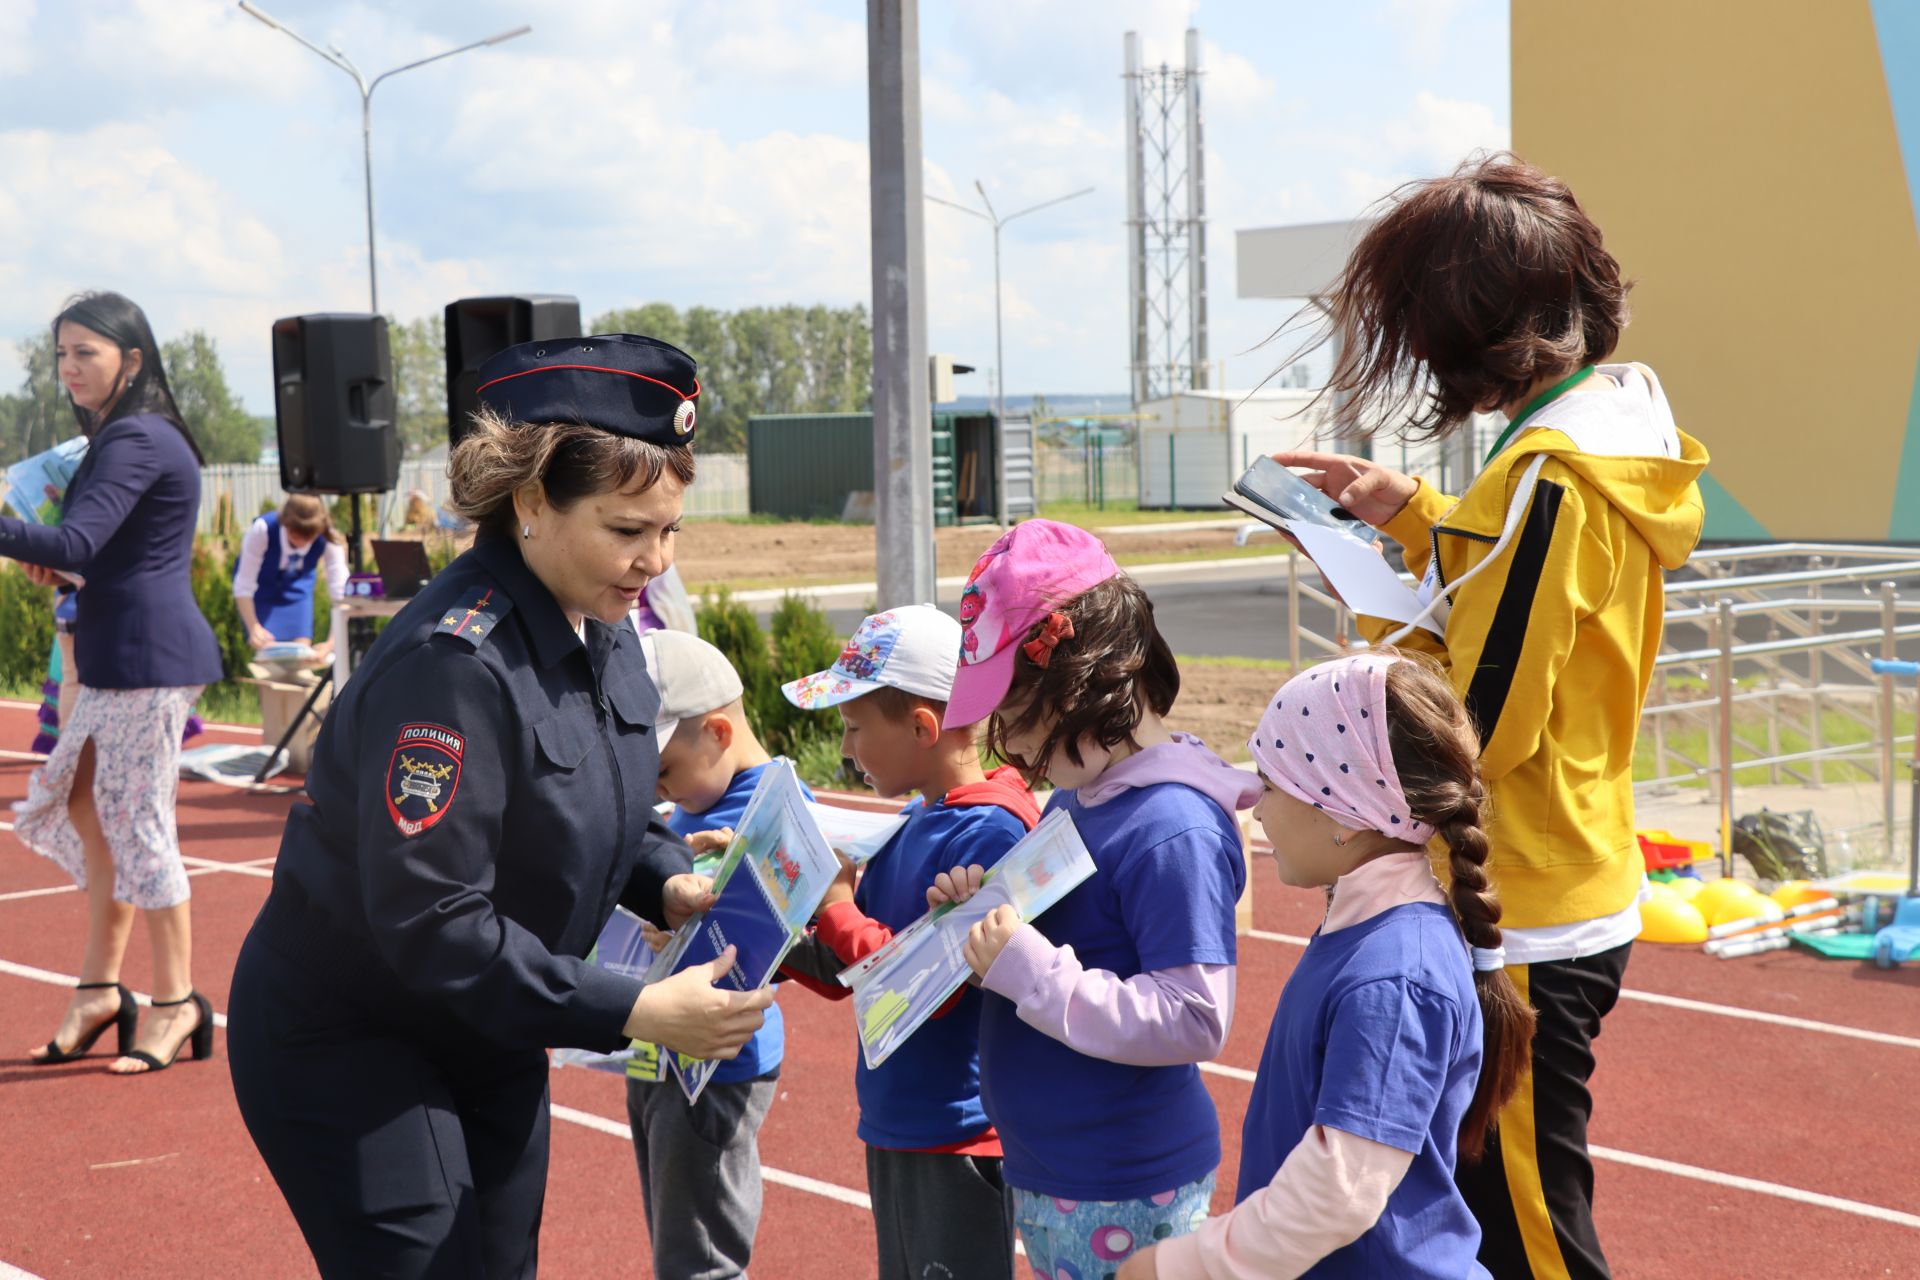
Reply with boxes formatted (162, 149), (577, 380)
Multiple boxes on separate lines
(263, 528), (689, 1053)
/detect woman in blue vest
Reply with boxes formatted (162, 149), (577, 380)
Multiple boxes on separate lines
(4, 291), (225, 1074)
(232, 493), (349, 660)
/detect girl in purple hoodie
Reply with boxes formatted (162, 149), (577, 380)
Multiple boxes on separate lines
(931, 519), (1261, 1279)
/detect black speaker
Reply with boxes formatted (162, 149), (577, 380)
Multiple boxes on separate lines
(271, 313), (400, 494)
(445, 294), (582, 446)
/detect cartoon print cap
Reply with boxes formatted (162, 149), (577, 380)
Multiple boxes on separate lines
(942, 520), (1120, 730)
(781, 605), (962, 710)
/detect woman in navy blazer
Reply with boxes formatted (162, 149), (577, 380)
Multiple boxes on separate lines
(2, 292), (224, 1075)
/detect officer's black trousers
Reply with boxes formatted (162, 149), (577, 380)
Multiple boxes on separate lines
(229, 919), (551, 1279)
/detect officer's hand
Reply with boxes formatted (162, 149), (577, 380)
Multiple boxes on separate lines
(627, 946), (772, 1060)
(685, 828), (734, 856)
(640, 920), (673, 953)
(661, 873), (717, 929)
(927, 864), (987, 909)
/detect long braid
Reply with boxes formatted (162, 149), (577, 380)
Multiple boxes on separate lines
(1383, 658), (1537, 1162)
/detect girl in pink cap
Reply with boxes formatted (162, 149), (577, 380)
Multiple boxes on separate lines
(932, 519), (1261, 1278)
(1120, 652), (1535, 1280)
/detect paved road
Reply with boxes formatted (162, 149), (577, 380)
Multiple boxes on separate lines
(755, 558), (1336, 662)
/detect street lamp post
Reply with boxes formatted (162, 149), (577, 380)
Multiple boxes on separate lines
(238, 2), (530, 314)
(928, 182), (1093, 426)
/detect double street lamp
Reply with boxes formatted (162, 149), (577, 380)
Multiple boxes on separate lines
(928, 181), (1094, 424)
(238, 2), (530, 314)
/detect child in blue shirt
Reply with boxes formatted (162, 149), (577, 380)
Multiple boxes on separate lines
(1122, 652), (1535, 1280)
(930, 521), (1259, 1278)
(609, 629), (806, 1280)
(778, 605), (1038, 1280)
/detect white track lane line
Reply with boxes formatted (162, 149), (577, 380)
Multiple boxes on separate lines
(178, 855), (275, 879)
(1, 957), (1913, 1234)
(1243, 927), (1920, 1050)
(0, 958), (228, 1029)
(0, 864), (229, 904)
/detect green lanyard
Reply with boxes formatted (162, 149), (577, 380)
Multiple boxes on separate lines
(1482, 365), (1597, 466)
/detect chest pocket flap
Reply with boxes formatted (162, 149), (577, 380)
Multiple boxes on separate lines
(607, 675), (661, 732)
(534, 710), (597, 770)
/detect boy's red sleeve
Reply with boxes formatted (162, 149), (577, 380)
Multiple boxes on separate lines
(816, 901), (895, 966)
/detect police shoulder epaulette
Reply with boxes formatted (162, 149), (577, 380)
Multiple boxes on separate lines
(433, 585), (514, 649)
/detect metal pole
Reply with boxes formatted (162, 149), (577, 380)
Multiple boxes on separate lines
(868, 0), (935, 607)
(1716, 596), (1736, 877)
(1183, 27), (1207, 389)
(1882, 581), (1899, 858)
(361, 90), (378, 314)
(1286, 550), (1301, 671)
(1123, 31), (1148, 407)
(1808, 557), (1824, 786)
(992, 219), (1005, 429)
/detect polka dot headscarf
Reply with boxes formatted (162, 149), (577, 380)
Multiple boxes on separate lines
(1247, 652), (1436, 844)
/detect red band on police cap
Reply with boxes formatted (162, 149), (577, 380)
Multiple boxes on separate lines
(474, 364), (700, 401)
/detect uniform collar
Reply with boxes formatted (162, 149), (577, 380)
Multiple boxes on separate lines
(473, 529), (586, 669)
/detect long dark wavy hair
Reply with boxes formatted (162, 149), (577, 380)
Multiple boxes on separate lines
(53, 291), (202, 461)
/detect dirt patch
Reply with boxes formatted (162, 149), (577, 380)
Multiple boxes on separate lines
(1165, 663), (1281, 764)
(674, 519), (1253, 591)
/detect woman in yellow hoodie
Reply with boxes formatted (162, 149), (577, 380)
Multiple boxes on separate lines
(1275, 155), (1707, 1280)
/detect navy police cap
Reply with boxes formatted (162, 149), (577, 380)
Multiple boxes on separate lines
(475, 333), (700, 445)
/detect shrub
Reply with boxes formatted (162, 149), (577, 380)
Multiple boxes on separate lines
(0, 565), (55, 693)
(695, 588), (850, 788)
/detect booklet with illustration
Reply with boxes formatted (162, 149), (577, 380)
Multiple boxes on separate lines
(839, 808), (1096, 1071)
(1224, 456), (1439, 637)
(646, 758), (841, 1102)
(5, 437), (87, 526)
(806, 800), (909, 867)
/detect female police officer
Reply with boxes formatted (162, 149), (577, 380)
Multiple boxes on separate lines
(227, 334), (768, 1278)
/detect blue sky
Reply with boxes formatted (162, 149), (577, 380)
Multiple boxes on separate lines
(0, 0), (1508, 415)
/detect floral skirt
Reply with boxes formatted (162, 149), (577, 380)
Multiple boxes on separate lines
(12, 685), (202, 909)
(1011, 1172), (1215, 1280)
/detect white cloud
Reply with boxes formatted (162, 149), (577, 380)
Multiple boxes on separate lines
(1382, 90), (1508, 171)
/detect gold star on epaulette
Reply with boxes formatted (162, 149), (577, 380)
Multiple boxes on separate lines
(443, 615), (460, 627)
(469, 625), (485, 636)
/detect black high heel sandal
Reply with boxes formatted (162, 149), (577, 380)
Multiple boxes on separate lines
(33, 980), (137, 1064)
(121, 990), (214, 1074)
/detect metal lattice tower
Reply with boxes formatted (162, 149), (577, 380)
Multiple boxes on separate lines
(1124, 28), (1208, 406)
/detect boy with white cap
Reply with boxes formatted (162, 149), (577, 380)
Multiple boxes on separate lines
(778, 605), (1039, 1280)
(621, 629), (807, 1280)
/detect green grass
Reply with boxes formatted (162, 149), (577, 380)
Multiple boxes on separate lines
(1, 678), (265, 726)
(1635, 704), (1914, 786)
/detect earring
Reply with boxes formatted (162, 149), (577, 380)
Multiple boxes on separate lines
(522, 524), (532, 540)
(1333, 830), (1350, 847)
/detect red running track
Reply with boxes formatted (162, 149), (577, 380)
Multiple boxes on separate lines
(0, 702), (1916, 1278)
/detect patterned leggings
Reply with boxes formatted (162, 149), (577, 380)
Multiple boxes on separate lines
(1010, 1172), (1215, 1280)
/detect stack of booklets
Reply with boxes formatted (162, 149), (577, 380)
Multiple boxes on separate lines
(5, 437), (87, 587)
(838, 808), (1096, 1070)
(642, 759), (841, 1102)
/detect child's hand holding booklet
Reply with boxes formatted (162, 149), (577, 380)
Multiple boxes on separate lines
(837, 809), (1097, 1071)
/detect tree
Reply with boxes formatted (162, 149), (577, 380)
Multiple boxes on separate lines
(390, 315), (447, 455)
(0, 333), (72, 465)
(162, 331), (259, 464)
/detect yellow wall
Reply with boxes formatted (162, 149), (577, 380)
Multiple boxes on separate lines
(1512, 1), (1920, 540)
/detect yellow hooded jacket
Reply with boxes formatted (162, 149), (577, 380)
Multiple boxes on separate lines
(1362, 364), (1708, 931)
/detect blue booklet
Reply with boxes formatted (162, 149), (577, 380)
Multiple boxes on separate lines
(644, 759), (839, 1102)
(5, 437), (87, 526)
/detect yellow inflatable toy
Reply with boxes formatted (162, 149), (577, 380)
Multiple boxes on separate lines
(1694, 877), (1764, 922)
(1771, 880), (1828, 910)
(1708, 895), (1784, 928)
(1666, 877), (1704, 902)
(1639, 895), (1710, 944)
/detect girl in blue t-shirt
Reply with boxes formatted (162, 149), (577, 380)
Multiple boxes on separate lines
(1122, 652), (1536, 1280)
(932, 519), (1260, 1278)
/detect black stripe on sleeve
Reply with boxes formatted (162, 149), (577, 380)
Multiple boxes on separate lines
(1464, 479), (1566, 749)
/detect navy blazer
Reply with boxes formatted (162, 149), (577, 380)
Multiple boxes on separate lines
(0, 413), (223, 690)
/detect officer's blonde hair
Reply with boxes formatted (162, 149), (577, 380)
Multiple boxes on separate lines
(447, 406), (697, 536)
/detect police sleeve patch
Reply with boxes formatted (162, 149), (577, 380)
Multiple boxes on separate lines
(386, 723), (465, 837)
